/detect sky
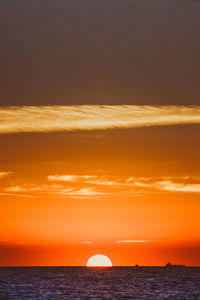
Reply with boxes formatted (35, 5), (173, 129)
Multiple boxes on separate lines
(0, 0), (200, 266)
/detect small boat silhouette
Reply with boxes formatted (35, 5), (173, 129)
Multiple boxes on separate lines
(165, 262), (186, 267)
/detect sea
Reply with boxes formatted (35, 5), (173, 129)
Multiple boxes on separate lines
(0, 267), (200, 300)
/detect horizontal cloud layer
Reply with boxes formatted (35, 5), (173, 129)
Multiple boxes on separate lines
(2, 174), (200, 199)
(0, 105), (200, 134)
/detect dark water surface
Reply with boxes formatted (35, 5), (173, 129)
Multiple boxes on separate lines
(0, 267), (200, 299)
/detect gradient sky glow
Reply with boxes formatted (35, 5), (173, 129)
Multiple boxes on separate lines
(0, 0), (200, 266)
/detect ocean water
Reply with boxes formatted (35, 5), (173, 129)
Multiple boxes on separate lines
(0, 267), (200, 299)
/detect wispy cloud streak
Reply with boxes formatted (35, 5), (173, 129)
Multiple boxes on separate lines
(0, 172), (12, 178)
(47, 175), (96, 182)
(0, 105), (200, 134)
(130, 178), (200, 193)
(155, 180), (200, 193)
(117, 240), (158, 244)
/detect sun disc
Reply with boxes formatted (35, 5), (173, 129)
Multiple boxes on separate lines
(86, 254), (112, 267)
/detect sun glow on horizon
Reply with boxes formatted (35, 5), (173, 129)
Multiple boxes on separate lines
(86, 254), (112, 267)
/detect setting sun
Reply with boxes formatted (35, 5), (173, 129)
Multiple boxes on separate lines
(86, 255), (112, 267)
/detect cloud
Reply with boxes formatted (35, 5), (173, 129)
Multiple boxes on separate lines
(48, 174), (126, 187)
(67, 241), (95, 245)
(59, 187), (104, 196)
(130, 177), (200, 193)
(117, 240), (158, 244)
(81, 241), (95, 245)
(155, 180), (200, 193)
(3, 184), (105, 198)
(0, 172), (12, 179)
(5, 185), (43, 193)
(0, 192), (35, 199)
(87, 177), (120, 186)
(47, 175), (97, 182)
(0, 105), (200, 134)
(3, 184), (65, 197)
(3, 175), (200, 199)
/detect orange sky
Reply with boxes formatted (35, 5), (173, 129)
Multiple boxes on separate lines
(0, 125), (200, 266)
(0, 0), (200, 266)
